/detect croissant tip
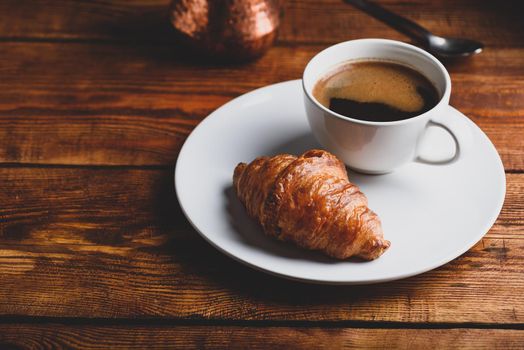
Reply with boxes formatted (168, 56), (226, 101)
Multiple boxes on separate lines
(357, 239), (391, 261)
(372, 240), (391, 260)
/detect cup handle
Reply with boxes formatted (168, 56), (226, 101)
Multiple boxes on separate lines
(415, 106), (468, 165)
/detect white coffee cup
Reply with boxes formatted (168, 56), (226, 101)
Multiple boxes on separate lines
(303, 38), (466, 174)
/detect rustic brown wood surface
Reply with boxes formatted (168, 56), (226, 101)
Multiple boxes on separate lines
(1, 325), (524, 349)
(0, 0), (523, 348)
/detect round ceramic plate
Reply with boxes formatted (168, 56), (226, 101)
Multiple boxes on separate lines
(175, 80), (505, 284)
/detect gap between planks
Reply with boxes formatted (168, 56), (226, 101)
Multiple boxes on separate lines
(0, 37), (346, 47)
(0, 36), (522, 49)
(0, 316), (523, 330)
(0, 162), (171, 171)
(0, 162), (520, 175)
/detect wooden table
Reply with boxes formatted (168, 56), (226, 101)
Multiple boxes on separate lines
(0, 1), (523, 348)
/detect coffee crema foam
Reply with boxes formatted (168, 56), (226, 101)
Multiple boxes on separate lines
(313, 60), (439, 122)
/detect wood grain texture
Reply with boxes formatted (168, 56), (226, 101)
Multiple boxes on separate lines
(1, 324), (524, 350)
(0, 0), (522, 48)
(0, 168), (522, 323)
(0, 42), (522, 168)
(0, 1), (522, 345)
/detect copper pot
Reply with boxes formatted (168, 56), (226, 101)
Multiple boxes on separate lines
(170, 0), (280, 61)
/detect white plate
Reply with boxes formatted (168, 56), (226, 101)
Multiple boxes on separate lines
(175, 80), (505, 284)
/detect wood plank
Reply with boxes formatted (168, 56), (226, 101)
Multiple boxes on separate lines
(1, 324), (523, 349)
(0, 42), (522, 168)
(0, 0), (522, 48)
(0, 167), (522, 323)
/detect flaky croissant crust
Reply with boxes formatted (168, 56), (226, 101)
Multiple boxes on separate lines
(233, 149), (390, 260)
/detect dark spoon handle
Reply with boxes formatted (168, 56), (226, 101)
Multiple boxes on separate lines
(345, 0), (432, 43)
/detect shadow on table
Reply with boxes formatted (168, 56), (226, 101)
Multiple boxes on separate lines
(149, 171), (432, 312)
(165, 228), (428, 306)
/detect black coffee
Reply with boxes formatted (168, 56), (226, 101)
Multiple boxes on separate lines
(313, 60), (439, 122)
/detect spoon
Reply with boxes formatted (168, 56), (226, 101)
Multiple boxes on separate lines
(345, 0), (483, 58)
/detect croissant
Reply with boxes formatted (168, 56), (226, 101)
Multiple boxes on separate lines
(233, 149), (390, 260)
